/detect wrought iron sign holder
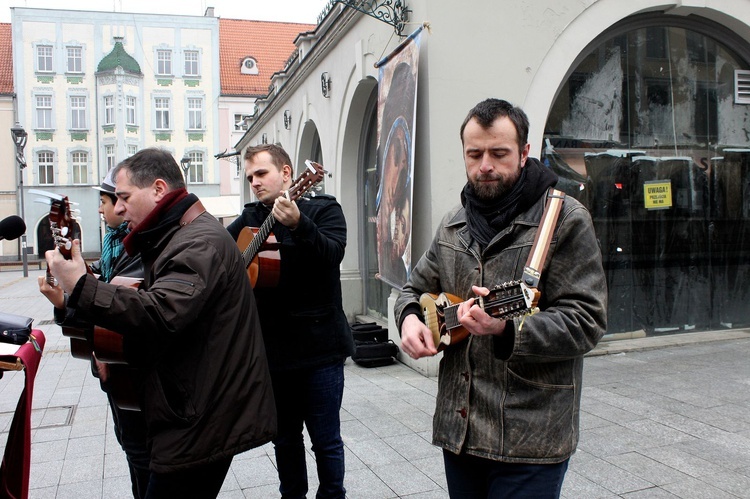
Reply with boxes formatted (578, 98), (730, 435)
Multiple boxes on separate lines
(335, 0), (410, 36)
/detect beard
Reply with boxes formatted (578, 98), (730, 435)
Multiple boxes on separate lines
(468, 161), (523, 201)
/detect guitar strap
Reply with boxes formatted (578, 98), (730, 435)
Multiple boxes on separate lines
(180, 200), (206, 227)
(522, 188), (566, 289)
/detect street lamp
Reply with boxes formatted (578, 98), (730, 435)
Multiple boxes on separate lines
(10, 123), (28, 278)
(180, 154), (191, 189)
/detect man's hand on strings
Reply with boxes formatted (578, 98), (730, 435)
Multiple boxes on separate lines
(46, 239), (87, 294)
(272, 193), (301, 230)
(457, 285), (507, 337)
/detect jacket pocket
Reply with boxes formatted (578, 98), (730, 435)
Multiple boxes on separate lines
(503, 367), (576, 460)
(144, 368), (197, 432)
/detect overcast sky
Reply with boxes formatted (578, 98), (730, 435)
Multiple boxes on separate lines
(0, 0), (330, 24)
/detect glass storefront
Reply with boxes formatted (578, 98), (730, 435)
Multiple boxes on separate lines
(543, 15), (750, 336)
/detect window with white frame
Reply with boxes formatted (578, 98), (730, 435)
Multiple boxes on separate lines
(37, 45), (53, 72)
(70, 96), (87, 129)
(35, 95), (53, 129)
(184, 50), (199, 77)
(105, 145), (116, 171)
(126, 96), (137, 125)
(67, 46), (82, 73)
(188, 151), (204, 183)
(127, 144), (138, 157)
(104, 95), (115, 125)
(71, 151), (88, 184)
(235, 113), (249, 131)
(38, 151), (54, 185)
(188, 97), (203, 130)
(155, 97), (171, 130)
(157, 49), (172, 75)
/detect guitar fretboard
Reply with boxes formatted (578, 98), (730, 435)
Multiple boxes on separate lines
(242, 214), (276, 267)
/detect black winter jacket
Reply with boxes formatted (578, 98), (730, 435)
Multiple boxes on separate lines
(227, 194), (354, 371)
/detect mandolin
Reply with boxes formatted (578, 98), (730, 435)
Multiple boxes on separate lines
(420, 280), (540, 352)
(237, 160), (325, 287)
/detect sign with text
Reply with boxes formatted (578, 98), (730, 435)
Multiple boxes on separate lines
(643, 180), (672, 210)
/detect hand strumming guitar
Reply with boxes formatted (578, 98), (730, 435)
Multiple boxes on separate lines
(400, 314), (437, 359)
(46, 239), (88, 295)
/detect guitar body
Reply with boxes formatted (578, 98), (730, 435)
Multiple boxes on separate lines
(237, 226), (281, 288)
(91, 276), (143, 410)
(420, 281), (540, 353)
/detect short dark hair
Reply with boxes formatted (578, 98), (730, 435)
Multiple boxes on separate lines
(112, 148), (185, 190)
(244, 144), (294, 176)
(459, 99), (529, 152)
(100, 192), (117, 204)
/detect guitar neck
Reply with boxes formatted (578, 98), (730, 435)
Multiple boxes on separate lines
(242, 214), (276, 268)
(442, 287), (527, 331)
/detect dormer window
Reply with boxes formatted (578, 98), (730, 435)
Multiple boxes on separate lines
(241, 57), (259, 75)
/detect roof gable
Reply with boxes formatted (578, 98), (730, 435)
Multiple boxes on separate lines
(219, 18), (314, 97)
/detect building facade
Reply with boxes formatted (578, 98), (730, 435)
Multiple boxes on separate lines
(236, 0), (750, 375)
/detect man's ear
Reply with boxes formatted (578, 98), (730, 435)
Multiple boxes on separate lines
(282, 164), (293, 181)
(153, 178), (169, 202)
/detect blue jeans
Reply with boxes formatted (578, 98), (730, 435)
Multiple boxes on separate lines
(443, 450), (569, 498)
(272, 360), (346, 499)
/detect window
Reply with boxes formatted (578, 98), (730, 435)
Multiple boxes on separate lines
(37, 45), (53, 72)
(188, 151), (204, 183)
(105, 145), (116, 171)
(67, 46), (82, 73)
(157, 50), (172, 75)
(126, 96), (137, 125)
(71, 152), (88, 184)
(543, 14), (750, 337)
(235, 113), (249, 131)
(38, 151), (54, 185)
(184, 50), (199, 76)
(35, 95), (53, 129)
(104, 95), (114, 125)
(188, 97), (203, 130)
(127, 144), (138, 157)
(155, 97), (170, 129)
(70, 96), (87, 129)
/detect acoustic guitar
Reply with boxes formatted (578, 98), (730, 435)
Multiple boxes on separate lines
(420, 280), (541, 352)
(237, 160), (325, 287)
(33, 189), (142, 410)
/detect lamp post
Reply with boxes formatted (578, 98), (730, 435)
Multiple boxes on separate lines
(180, 154), (191, 189)
(10, 123), (28, 278)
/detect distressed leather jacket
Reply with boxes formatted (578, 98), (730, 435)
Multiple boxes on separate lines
(395, 191), (607, 463)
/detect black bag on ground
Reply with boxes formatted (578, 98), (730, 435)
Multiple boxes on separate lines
(351, 340), (399, 368)
(351, 322), (388, 343)
(0, 312), (33, 345)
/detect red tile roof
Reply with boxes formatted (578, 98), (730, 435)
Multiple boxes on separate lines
(220, 18), (314, 97)
(0, 23), (13, 95)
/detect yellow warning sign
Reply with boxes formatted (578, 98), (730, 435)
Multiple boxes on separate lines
(644, 180), (672, 210)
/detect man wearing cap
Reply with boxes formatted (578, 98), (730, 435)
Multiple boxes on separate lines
(38, 167), (150, 497)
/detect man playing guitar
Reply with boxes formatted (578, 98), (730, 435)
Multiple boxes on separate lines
(227, 144), (354, 499)
(38, 169), (150, 497)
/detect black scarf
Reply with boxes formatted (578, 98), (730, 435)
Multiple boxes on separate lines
(461, 157), (558, 249)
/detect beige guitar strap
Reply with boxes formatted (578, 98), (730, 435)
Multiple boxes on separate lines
(522, 188), (566, 289)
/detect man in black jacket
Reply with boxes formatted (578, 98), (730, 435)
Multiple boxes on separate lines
(46, 148), (276, 498)
(227, 144), (354, 499)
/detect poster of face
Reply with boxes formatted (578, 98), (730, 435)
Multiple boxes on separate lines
(375, 28), (421, 289)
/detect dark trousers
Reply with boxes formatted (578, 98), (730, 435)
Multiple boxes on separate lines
(108, 394), (150, 499)
(144, 456), (233, 498)
(271, 360), (346, 499)
(443, 450), (569, 499)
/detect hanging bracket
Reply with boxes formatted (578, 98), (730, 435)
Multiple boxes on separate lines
(334, 0), (410, 36)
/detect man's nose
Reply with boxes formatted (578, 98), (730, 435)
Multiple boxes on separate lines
(479, 153), (495, 172)
(114, 200), (125, 216)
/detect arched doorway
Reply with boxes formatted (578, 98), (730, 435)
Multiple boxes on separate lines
(543, 14), (750, 335)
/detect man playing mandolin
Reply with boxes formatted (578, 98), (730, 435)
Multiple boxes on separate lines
(395, 99), (607, 498)
(227, 144), (354, 499)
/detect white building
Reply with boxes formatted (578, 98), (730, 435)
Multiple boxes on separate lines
(236, 0), (750, 375)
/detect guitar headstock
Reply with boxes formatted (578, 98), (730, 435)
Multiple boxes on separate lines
(48, 196), (79, 259)
(286, 160), (326, 202)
